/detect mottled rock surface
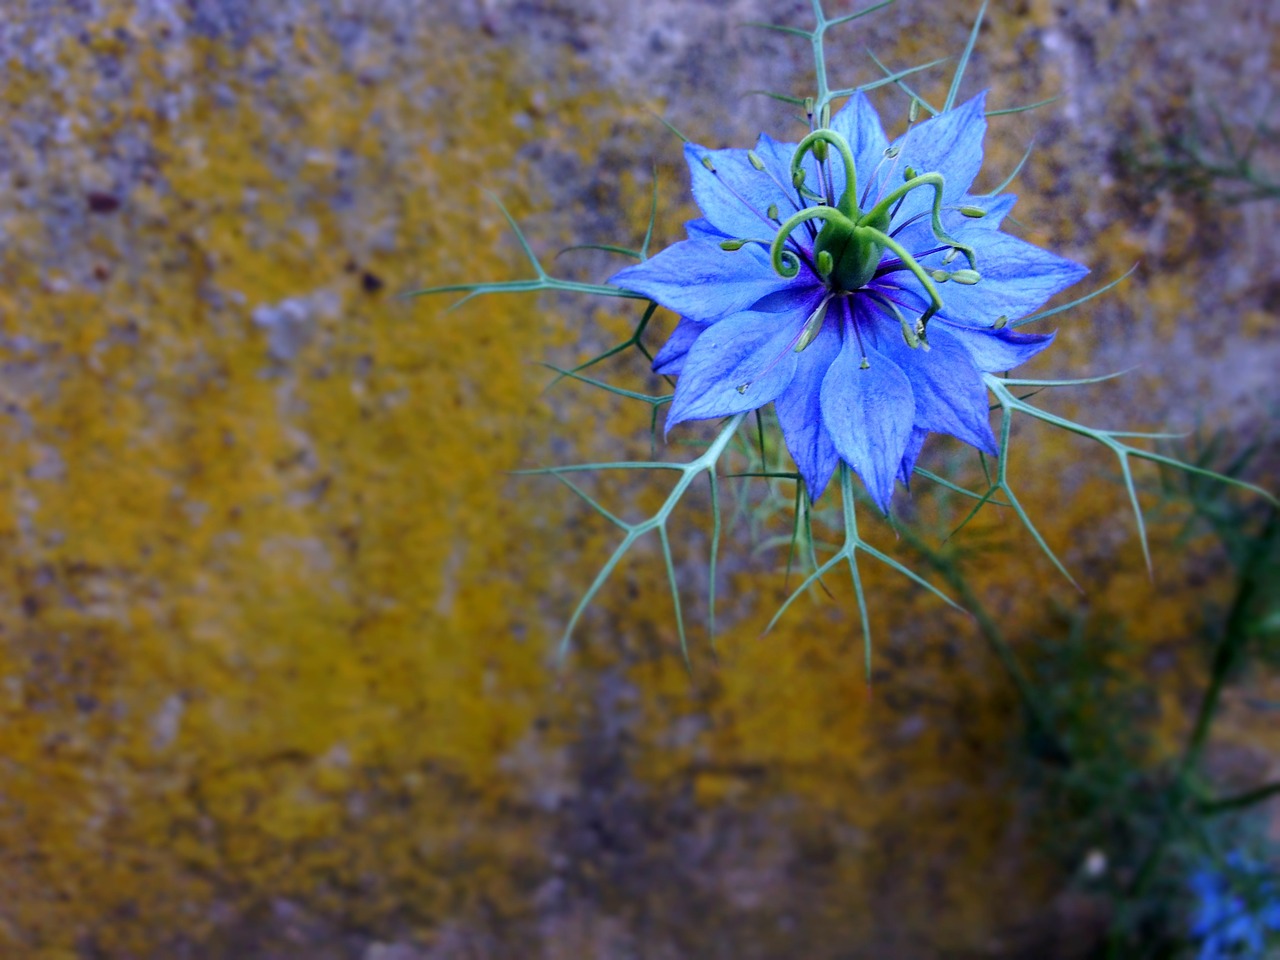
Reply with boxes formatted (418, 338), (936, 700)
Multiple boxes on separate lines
(0, 1), (1275, 957)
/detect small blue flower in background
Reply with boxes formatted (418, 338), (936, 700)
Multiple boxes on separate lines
(1189, 853), (1280, 958)
(612, 92), (1087, 512)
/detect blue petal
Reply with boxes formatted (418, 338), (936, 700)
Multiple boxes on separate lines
(666, 296), (822, 430)
(652, 316), (706, 375)
(773, 320), (841, 500)
(939, 321), (1056, 372)
(865, 314), (998, 455)
(610, 238), (804, 322)
(820, 316), (916, 513)
(686, 218), (728, 241)
(685, 142), (793, 240)
(894, 228), (1089, 325)
(829, 91), (891, 200)
(866, 93), (988, 225)
(897, 427), (929, 487)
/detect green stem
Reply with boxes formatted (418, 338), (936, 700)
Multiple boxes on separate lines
(1199, 780), (1280, 816)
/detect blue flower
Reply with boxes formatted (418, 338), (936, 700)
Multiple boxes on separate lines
(611, 93), (1088, 510)
(1189, 853), (1280, 959)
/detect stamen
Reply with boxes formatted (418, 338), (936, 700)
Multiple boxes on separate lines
(865, 289), (921, 349)
(845, 299), (870, 369)
(793, 294), (833, 353)
(738, 293), (837, 396)
(816, 250), (834, 279)
(697, 151), (817, 271)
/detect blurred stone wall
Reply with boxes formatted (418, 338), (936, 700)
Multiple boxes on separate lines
(0, 1), (1275, 957)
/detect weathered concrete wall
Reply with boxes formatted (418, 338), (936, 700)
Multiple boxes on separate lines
(0, 1), (1275, 957)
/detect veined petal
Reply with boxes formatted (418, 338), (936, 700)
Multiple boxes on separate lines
(685, 142), (794, 240)
(939, 321), (1056, 373)
(773, 320), (842, 500)
(652, 316), (706, 375)
(867, 93), (988, 224)
(820, 313), (916, 513)
(897, 427), (929, 487)
(666, 297), (822, 430)
(865, 313), (998, 456)
(610, 238), (803, 323)
(686, 218), (729, 241)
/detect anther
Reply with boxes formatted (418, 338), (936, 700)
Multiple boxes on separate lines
(819, 104), (831, 129)
(930, 269), (950, 283)
(767, 203), (779, 220)
(884, 145), (901, 159)
(792, 169), (807, 189)
(736, 381), (751, 394)
(701, 155), (717, 172)
(719, 239), (749, 251)
(951, 269), (981, 285)
(904, 166), (917, 181)
(748, 150), (766, 171)
(813, 139), (828, 162)
(909, 98), (921, 123)
(958, 206), (987, 218)
(993, 315), (1008, 329)
(816, 250), (834, 279)
(859, 356), (871, 370)
(804, 97), (815, 123)
(793, 297), (831, 353)
(942, 248), (960, 265)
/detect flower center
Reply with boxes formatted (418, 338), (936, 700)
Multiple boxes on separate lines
(714, 120), (988, 352)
